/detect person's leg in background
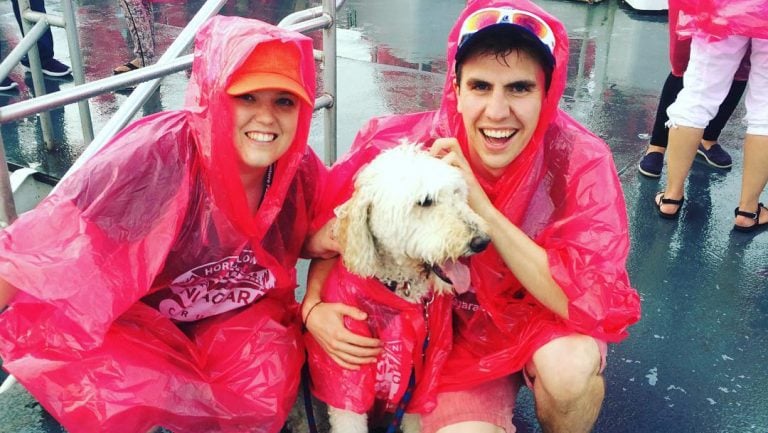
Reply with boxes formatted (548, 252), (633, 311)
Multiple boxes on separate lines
(696, 78), (746, 168)
(10, 0), (71, 76)
(734, 38), (768, 231)
(114, 0), (156, 74)
(638, 1), (747, 178)
(12, 0), (53, 61)
(639, 74), (746, 178)
(639, 72), (684, 178)
(658, 34), (748, 217)
(1, 41), (20, 91)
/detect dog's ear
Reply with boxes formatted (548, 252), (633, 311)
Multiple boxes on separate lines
(335, 190), (379, 277)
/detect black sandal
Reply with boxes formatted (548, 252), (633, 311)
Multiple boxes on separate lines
(655, 192), (684, 219)
(733, 203), (768, 232)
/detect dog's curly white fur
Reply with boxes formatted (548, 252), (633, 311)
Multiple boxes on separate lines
(323, 142), (490, 433)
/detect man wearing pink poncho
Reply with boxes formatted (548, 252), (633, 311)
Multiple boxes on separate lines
(303, 0), (641, 432)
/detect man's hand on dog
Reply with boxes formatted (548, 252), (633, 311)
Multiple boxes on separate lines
(429, 138), (495, 217)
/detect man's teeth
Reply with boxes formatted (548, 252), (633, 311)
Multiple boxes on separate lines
(482, 129), (514, 139)
(246, 132), (276, 141)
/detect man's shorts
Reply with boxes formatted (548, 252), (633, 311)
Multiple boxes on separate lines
(420, 338), (607, 433)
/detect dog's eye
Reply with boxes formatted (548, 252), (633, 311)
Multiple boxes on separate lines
(418, 196), (433, 207)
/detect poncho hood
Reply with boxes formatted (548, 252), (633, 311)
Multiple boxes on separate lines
(437, 0), (568, 212)
(185, 16), (317, 240)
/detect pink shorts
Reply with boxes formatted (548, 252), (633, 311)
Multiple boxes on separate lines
(420, 339), (608, 433)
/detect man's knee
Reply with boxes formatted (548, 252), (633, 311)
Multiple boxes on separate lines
(528, 335), (603, 402)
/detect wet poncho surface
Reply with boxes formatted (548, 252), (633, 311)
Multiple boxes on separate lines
(0, 16), (325, 433)
(316, 0), (641, 393)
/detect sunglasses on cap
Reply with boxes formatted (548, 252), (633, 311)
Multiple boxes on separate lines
(458, 7), (556, 57)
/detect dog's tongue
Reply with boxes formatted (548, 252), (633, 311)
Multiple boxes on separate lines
(441, 259), (471, 294)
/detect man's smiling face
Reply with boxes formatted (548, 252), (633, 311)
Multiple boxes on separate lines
(455, 49), (546, 179)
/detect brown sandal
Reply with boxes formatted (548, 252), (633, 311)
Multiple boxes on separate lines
(113, 60), (142, 75)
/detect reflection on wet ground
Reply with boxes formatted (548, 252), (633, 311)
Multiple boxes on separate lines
(1, 0), (766, 432)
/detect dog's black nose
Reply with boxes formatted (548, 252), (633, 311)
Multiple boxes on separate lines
(469, 235), (491, 253)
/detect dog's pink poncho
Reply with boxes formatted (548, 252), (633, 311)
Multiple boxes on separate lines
(306, 263), (454, 416)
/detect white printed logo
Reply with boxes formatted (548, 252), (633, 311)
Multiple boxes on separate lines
(158, 250), (275, 321)
(374, 340), (403, 402)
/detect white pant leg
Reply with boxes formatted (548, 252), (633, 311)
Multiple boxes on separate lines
(745, 38), (768, 136)
(667, 34), (750, 129)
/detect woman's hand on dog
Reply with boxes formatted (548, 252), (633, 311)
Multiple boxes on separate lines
(429, 138), (495, 217)
(305, 301), (382, 370)
(304, 258), (382, 370)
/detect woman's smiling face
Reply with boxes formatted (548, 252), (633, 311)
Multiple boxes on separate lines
(231, 88), (300, 175)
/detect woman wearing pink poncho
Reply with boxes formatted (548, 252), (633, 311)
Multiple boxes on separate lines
(303, 0), (640, 431)
(0, 16), (328, 433)
(657, 0), (768, 231)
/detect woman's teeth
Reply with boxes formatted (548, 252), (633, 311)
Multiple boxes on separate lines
(246, 132), (277, 142)
(482, 129), (514, 139)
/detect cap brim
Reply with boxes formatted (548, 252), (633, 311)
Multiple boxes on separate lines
(226, 72), (312, 107)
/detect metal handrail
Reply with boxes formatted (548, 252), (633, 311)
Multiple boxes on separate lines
(0, 56), (334, 123)
(0, 21), (49, 80)
(61, 0), (345, 179)
(0, 141), (16, 228)
(1, 0), (347, 226)
(61, 0), (93, 144)
(280, 0), (345, 163)
(62, 0), (229, 179)
(8, 0), (94, 148)
(322, 0), (340, 164)
(0, 57), (192, 122)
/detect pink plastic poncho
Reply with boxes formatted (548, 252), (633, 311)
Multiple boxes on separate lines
(316, 0), (640, 393)
(0, 16), (325, 433)
(667, 0), (751, 79)
(676, 0), (768, 40)
(305, 263), (453, 416)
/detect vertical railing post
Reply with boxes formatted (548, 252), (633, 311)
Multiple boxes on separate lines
(61, 0), (94, 144)
(322, 0), (338, 164)
(0, 135), (18, 228)
(17, 0), (55, 150)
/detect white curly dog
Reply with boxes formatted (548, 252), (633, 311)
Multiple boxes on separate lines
(324, 142), (491, 433)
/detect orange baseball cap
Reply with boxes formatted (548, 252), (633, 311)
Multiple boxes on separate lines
(226, 40), (312, 106)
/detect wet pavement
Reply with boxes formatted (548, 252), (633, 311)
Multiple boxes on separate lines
(1, 0), (767, 432)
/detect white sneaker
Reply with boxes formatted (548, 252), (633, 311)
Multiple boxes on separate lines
(0, 77), (19, 91)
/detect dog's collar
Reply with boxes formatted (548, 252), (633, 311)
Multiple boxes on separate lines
(383, 279), (412, 297)
(381, 263), (452, 298)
